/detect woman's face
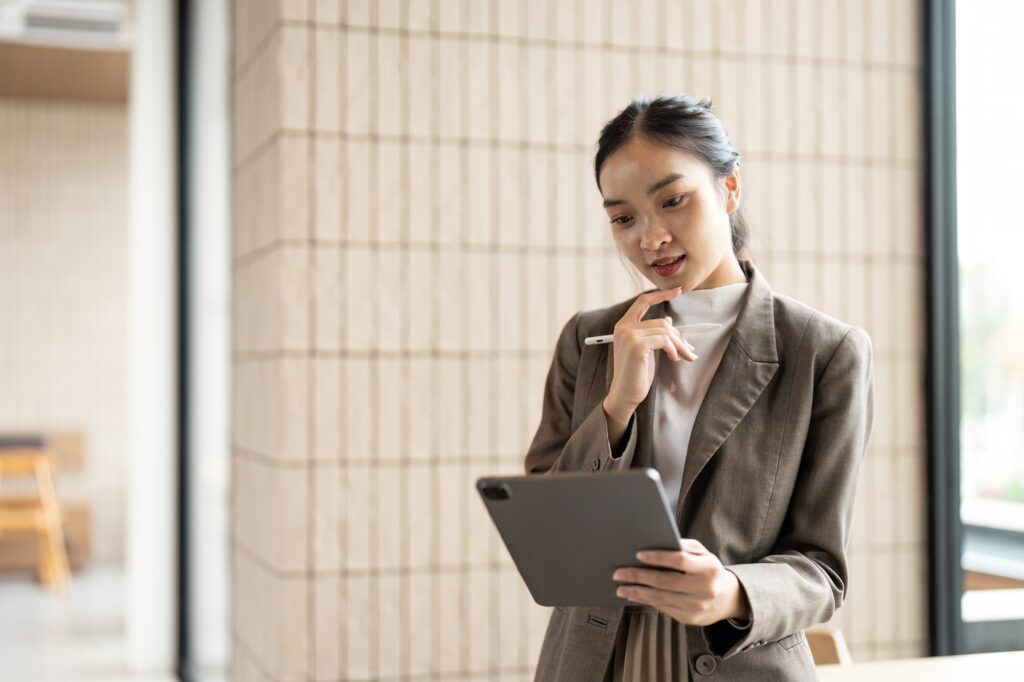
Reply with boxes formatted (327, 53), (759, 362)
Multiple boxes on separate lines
(598, 136), (745, 292)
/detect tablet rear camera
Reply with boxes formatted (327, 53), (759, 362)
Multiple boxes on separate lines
(481, 484), (511, 501)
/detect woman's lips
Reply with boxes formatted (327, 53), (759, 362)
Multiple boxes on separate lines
(652, 255), (685, 276)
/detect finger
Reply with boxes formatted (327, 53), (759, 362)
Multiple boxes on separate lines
(616, 584), (652, 605)
(633, 317), (694, 347)
(636, 550), (705, 573)
(664, 322), (698, 361)
(680, 538), (708, 554)
(629, 322), (692, 362)
(613, 567), (690, 593)
(658, 333), (683, 363)
(645, 322), (695, 362)
(630, 321), (681, 334)
(672, 328), (698, 354)
(635, 317), (681, 329)
(623, 286), (682, 324)
(631, 318), (697, 360)
(652, 319), (696, 355)
(633, 332), (682, 362)
(616, 585), (704, 611)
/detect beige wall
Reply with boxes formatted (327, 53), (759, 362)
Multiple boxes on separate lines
(0, 98), (129, 564)
(230, 0), (926, 679)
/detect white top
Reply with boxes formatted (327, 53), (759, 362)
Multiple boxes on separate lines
(653, 280), (750, 517)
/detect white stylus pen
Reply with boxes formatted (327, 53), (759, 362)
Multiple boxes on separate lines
(584, 322), (723, 346)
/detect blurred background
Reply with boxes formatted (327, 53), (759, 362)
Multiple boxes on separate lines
(0, 0), (1021, 681)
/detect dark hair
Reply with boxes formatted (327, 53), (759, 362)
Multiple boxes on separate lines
(594, 94), (752, 261)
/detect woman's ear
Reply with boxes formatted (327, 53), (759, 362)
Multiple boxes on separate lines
(723, 169), (741, 214)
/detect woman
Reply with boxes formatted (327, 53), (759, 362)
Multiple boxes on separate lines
(524, 94), (874, 681)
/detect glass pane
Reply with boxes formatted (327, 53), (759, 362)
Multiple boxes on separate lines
(185, 0), (231, 677)
(956, 0), (1024, 623)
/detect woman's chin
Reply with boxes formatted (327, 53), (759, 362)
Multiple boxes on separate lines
(657, 270), (687, 287)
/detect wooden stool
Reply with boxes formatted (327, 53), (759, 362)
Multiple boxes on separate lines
(807, 625), (853, 666)
(0, 436), (71, 593)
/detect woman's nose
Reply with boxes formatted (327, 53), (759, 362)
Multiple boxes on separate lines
(640, 219), (672, 251)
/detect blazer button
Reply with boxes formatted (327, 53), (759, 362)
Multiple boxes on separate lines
(591, 457), (601, 471)
(694, 653), (717, 675)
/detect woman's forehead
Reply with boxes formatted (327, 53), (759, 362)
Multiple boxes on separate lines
(599, 141), (703, 195)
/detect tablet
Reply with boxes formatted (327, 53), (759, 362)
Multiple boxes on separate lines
(476, 468), (683, 608)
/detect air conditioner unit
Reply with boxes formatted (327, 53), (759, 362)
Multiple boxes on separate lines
(0, 0), (130, 50)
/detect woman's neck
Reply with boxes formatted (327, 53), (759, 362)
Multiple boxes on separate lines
(692, 255), (747, 290)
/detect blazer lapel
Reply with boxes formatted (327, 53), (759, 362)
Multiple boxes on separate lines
(600, 259), (780, 519)
(675, 259), (779, 519)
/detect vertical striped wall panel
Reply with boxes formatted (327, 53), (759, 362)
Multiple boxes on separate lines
(230, 1), (927, 679)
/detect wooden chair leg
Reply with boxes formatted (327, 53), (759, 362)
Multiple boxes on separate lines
(34, 456), (70, 593)
(43, 530), (68, 593)
(38, 535), (54, 585)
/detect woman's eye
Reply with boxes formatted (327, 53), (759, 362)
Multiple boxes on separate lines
(610, 216), (633, 226)
(664, 194), (685, 208)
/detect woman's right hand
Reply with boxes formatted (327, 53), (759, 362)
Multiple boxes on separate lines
(603, 286), (698, 422)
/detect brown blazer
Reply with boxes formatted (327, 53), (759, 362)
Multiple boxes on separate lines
(524, 258), (874, 681)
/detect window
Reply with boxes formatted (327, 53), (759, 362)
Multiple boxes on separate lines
(929, 0), (1024, 656)
(956, 0), (1024, 632)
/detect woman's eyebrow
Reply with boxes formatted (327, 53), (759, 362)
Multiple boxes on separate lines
(602, 172), (687, 208)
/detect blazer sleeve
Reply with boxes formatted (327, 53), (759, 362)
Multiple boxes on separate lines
(523, 311), (640, 475)
(702, 325), (875, 659)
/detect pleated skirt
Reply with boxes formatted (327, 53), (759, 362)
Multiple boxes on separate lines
(605, 605), (689, 681)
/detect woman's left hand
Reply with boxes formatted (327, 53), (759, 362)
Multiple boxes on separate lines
(612, 538), (751, 627)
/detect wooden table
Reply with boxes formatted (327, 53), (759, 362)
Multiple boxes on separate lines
(818, 650), (1024, 680)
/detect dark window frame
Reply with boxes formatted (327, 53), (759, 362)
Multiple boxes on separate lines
(924, 0), (962, 657)
(176, 0), (192, 679)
